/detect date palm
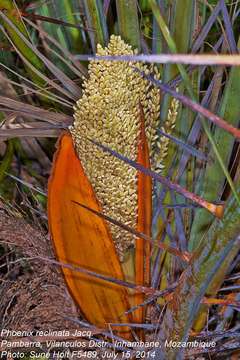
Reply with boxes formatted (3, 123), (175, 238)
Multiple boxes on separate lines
(0, 1), (240, 359)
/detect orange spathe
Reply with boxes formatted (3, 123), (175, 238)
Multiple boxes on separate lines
(48, 132), (132, 337)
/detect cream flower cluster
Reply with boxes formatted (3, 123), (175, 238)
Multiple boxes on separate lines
(71, 35), (177, 259)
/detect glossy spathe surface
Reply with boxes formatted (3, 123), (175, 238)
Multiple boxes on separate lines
(48, 132), (132, 336)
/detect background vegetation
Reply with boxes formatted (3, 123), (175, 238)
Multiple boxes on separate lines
(0, 0), (239, 359)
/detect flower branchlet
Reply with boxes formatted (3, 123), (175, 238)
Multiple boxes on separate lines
(71, 35), (178, 259)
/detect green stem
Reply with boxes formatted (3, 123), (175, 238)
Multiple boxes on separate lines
(116, 0), (141, 50)
(83, 0), (108, 51)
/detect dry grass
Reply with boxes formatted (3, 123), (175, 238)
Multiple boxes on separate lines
(0, 199), (79, 333)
